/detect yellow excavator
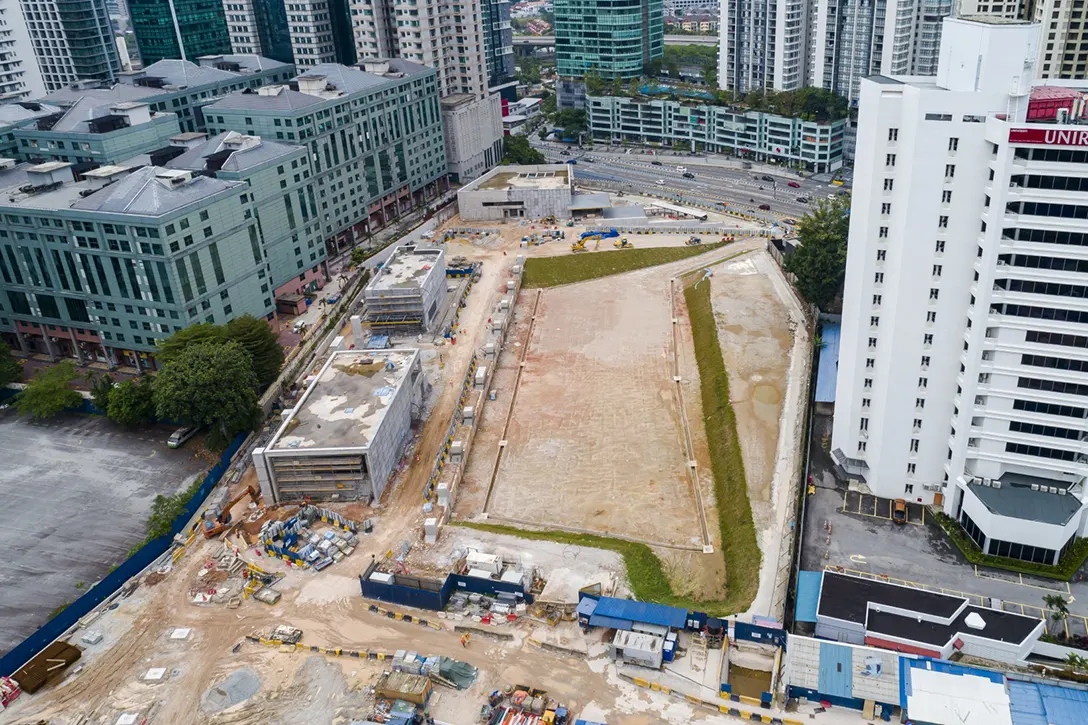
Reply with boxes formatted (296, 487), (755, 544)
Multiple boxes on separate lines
(613, 238), (633, 249)
(571, 228), (619, 252)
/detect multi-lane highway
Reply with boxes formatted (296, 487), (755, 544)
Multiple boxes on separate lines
(535, 145), (850, 221)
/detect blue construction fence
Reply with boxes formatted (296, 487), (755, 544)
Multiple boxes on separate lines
(735, 620), (787, 648)
(359, 559), (534, 611)
(0, 430), (247, 677)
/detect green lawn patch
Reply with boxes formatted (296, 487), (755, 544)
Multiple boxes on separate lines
(683, 273), (760, 610)
(932, 511), (1088, 581)
(455, 252), (760, 614)
(522, 242), (725, 288)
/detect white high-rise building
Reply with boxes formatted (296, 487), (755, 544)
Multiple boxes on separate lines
(21, 0), (120, 92)
(718, 0), (808, 93)
(833, 16), (1088, 566)
(1033, 0), (1088, 80)
(350, 0), (502, 181)
(0, 0), (45, 100)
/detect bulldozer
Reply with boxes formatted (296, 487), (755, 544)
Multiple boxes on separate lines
(613, 238), (633, 249)
(685, 236), (702, 246)
(203, 484), (260, 538)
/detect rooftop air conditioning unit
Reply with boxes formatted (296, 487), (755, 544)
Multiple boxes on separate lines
(1032, 484), (1040, 491)
(992, 481), (1001, 489)
(1050, 486), (1059, 494)
(1059, 488), (1067, 495)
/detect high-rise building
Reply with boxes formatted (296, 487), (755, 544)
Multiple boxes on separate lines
(718, 0), (807, 93)
(1033, 0), (1088, 79)
(22, 0), (121, 91)
(350, 0), (504, 180)
(128, 0), (231, 64)
(223, 0), (293, 64)
(285, 0), (356, 67)
(0, 0), (45, 100)
(553, 0), (664, 107)
(833, 17), (1088, 566)
(481, 0), (516, 98)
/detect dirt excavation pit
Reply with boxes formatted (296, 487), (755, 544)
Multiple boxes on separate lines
(201, 667), (261, 714)
(486, 259), (708, 548)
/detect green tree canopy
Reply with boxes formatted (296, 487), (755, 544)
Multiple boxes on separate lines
(223, 314), (284, 389)
(785, 196), (850, 310)
(553, 109), (588, 139)
(107, 377), (156, 427)
(0, 341), (21, 387)
(89, 372), (114, 412)
(153, 340), (259, 446)
(14, 361), (83, 419)
(155, 323), (226, 366)
(503, 135), (546, 165)
(516, 57), (540, 85)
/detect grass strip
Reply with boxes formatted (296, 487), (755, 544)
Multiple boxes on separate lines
(932, 512), (1088, 581)
(683, 272), (760, 610)
(522, 241), (725, 288)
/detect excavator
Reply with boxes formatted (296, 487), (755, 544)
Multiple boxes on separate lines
(613, 238), (634, 249)
(570, 228), (619, 252)
(203, 484), (260, 538)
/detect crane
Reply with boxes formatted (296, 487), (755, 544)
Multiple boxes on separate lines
(570, 228), (619, 252)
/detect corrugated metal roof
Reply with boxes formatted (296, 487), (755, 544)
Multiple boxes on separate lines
(1009, 679), (1088, 725)
(817, 641), (853, 699)
(815, 321), (840, 403)
(71, 166), (243, 215)
(576, 597), (598, 617)
(794, 570), (822, 623)
(591, 597), (687, 629)
(588, 614), (632, 630)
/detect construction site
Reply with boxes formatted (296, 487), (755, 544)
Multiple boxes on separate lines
(0, 189), (814, 725)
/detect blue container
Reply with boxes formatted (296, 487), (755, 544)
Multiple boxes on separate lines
(663, 639), (676, 663)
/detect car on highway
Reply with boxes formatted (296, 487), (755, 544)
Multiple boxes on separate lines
(761, 175), (775, 182)
(584, 157), (595, 163)
(782, 218), (798, 225)
(560, 150), (569, 156)
(758, 203), (771, 210)
(651, 160), (663, 166)
(566, 159), (577, 164)
(656, 179), (665, 185)
(682, 172), (695, 179)
(796, 197), (809, 203)
(676, 166), (687, 173)
(787, 181), (801, 188)
(892, 499), (908, 525)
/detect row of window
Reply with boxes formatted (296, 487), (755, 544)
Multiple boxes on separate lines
(1008, 419), (1081, 441)
(999, 278), (1088, 299)
(1026, 329), (1088, 349)
(1006, 441), (1078, 462)
(1007, 201), (1088, 219)
(1014, 147), (1088, 164)
(999, 252), (1088, 274)
(998, 303), (1088, 326)
(1018, 375), (1088, 397)
(1003, 227), (1088, 247)
(1011, 174), (1088, 192)
(1013, 397), (1086, 419)
(1021, 353), (1088, 373)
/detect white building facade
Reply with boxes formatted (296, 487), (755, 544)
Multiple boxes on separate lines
(718, 0), (808, 93)
(0, 0), (45, 100)
(834, 17), (1088, 566)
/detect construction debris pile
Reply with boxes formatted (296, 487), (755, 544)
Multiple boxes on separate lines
(190, 542), (283, 607)
(259, 505), (363, 570)
(483, 685), (571, 725)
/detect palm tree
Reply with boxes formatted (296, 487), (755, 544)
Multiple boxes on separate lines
(1066, 653), (1088, 672)
(1045, 594), (1070, 622)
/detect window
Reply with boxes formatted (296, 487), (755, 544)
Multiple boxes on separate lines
(868, 337), (878, 348)
(877, 250), (886, 261)
(864, 378), (873, 389)
(913, 418), (922, 430)
(924, 333), (933, 345)
(199, 210), (209, 222)
(870, 316), (880, 327)
(932, 264), (943, 277)
(929, 288), (940, 300)
(875, 272), (884, 284)
(860, 417), (869, 431)
(879, 227), (889, 238)
(881, 203), (892, 215)
(888, 128), (899, 141)
(910, 439), (919, 452)
(935, 240), (945, 253)
(873, 294), (882, 306)
(921, 356), (930, 368)
(949, 137), (959, 152)
(916, 398), (926, 409)
(927, 311), (937, 322)
(945, 164), (956, 178)
(886, 153), (896, 167)
(939, 216), (949, 228)
(884, 178), (894, 191)
(919, 377), (928, 388)
(907, 463), (916, 474)
(862, 398), (871, 408)
(942, 190), (952, 203)
(858, 441), (867, 452)
(866, 358), (875, 368)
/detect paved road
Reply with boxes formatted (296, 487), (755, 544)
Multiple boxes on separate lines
(537, 145), (847, 219)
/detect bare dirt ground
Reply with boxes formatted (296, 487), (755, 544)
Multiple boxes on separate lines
(707, 250), (810, 617)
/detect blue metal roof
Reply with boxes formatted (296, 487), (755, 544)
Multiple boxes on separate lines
(815, 321), (840, 403)
(591, 596), (688, 630)
(795, 570), (822, 623)
(818, 642), (853, 698)
(589, 614), (633, 630)
(576, 597), (598, 618)
(900, 658), (1006, 711)
(1009, 679), (1088, 725)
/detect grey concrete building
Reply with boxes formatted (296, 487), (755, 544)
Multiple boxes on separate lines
(0, 102), (65, 157)
(362, 243), (446, 329)
(253, 348), (426, 503)
(0, 132), (323, 368)
(457, 164), (575, 220)
(202, 59), (448, 257)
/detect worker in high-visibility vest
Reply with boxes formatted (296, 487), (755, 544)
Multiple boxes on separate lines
(460, 633), (471, 648)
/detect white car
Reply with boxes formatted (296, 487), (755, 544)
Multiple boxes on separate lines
(656, 179), (665, 186)
(168, 425), (199, 449)
(676, 166), (687, 173)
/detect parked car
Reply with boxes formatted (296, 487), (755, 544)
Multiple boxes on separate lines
(682, 172), (695, 179)
(758, 203), (771, 211)
(796, 197), (809, 203)
(168, 425), (199, 449)
(787, 181), (801, 188)
(892, 499), (908, 525)
(651, 160), (663, 166)
(782, 218), (798, 225)
(655, 179), (665, 185)
(761, 175), (775, 182)
(676, 166), (687, 173)
(560, 150), (570, 156)
(566, 159), (577, 164)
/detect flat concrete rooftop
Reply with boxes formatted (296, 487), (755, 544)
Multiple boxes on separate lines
(368, 245), (442, 292)
(476, 169), (569, 191)
(268, 349), (417, 452)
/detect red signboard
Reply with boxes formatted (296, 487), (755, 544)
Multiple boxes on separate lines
(1009, 127), (1088, 146)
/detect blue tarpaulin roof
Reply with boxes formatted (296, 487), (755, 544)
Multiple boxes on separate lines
(794, 570), (822, 623)
(591, 596), (688, 630)
(1009, 679), (1088, 725)
(815, 322), (840, 403)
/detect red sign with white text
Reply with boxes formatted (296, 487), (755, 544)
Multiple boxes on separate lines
(1009, 127), (1088, 146)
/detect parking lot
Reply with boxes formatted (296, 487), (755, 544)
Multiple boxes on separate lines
(0, 412), (208, 655)
(801, 412), (1088, 638)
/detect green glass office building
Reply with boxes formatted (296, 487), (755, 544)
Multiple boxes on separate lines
(129, 0), (232, 65)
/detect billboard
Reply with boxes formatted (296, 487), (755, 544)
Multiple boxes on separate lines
(1008, 127), (1088, 146)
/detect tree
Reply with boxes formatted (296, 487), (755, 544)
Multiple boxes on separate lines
(156, 323), (226, 366)
(540, 93), (557, 119)
(784, 196), (850, 310)
(13, 361), (83, 419)
(107, 377), (156, 427)
(1045, 594), (1070, 621)
(643, 58), (663, 77)
(0, 341), (21, 387)
(224, 314), (284, 389)
(153, 341), (259, 448)
(89, 372), (114, 413)
(503, 135), (546, 165)
(516, 57), (540, 86)
(552, 109), (588, 141)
